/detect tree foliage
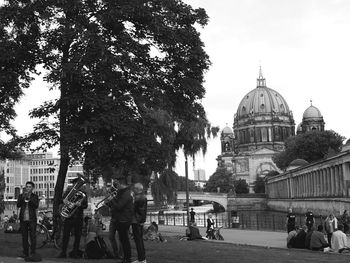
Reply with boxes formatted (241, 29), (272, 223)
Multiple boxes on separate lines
(204, 167), (232, 193)
(151, 169), (199, 205)
(0, 0), (213, 217)
(0, 170), (5, 214)
(273, 130), (345, 170)
(253, 177), (265, 194)
(234, 179), (249, 194)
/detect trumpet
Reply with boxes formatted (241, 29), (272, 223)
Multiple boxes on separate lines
(95, 184), (118, 209)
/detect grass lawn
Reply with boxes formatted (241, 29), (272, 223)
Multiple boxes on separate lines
(0, 232), (349, 263)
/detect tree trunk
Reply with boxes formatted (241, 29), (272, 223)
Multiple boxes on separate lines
(185, 155), (189, 227)
(53, 14), (72, 225)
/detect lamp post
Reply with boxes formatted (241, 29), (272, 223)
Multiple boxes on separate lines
(185, 155), (190, 227)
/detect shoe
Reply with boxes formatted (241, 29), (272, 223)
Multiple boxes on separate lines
(57, 252), (67, 258)
(139, 260), (147, 263)
(19, 253), (28, 258)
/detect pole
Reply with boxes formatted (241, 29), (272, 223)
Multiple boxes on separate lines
(185, 155), (190, 227)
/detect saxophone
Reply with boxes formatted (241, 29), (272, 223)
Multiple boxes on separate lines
(60, 174), (88, 218)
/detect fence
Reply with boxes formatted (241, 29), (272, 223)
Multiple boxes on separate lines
(146, 210), (327, 232)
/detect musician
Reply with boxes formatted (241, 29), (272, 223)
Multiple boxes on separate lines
(132, 183), (147, 263)
(105, 178), (134, 263)
(17, 181), (39, 259)
(57, 178), (88, 259)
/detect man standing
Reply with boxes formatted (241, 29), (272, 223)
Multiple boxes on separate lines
(105, 178), (134, 263)
(132, 183), (147, 263)
(190, 208), (196, 223)
(286, 208), (296, 233)
(305, 210), (315, 231)
(324, 213), (338, 246)
(58, 178), (88, 259)
(17, 181), (39, 260)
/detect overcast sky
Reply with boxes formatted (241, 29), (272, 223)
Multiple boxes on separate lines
(11, 0), (350, 180)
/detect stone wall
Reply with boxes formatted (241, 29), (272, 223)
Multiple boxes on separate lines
(227, 194), (267, 211)
(267, 198), (350, 216)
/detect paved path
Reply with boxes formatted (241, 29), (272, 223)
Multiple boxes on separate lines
(158, 225), (287, 248)
(0, 257), (68, 263)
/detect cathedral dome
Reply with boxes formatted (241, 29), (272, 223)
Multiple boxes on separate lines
(236, 86), (290, 118)
(303, 105), (323, 119)
(233, 68), (295, 153)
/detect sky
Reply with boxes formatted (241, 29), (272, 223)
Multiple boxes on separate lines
(9, 0), (350, 180)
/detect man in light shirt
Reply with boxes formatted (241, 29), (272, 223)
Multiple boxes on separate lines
(331, 224), (350, 253)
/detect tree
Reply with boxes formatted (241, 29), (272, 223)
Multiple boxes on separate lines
(204, 167), (232, 193)
(253, 177), (265, 194)
(233, 179), (249, 194)
(0, 1), (212, 218)
(273, 130), (344, 171)
(151, 169), (200, 205)
(0, 170), (5, 214)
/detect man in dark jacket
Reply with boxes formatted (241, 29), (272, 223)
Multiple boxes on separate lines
(58, 178), (88, 259)
(132, 183), (147, 263)
(105, 178), (134, 263)
(17, 181), (39, 259)
(291, 225), (307, 249)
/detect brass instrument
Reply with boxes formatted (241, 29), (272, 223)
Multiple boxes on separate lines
(95, 183), (119, 209)
(60, 174), (88, 218)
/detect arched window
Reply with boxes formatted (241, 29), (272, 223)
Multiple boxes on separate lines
(261, 128), (268, 142)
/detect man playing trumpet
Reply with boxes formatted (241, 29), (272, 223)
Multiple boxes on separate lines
(17, 181), (39, 260)
(57, 177), (88, 259)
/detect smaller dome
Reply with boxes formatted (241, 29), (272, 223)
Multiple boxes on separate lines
(303, 105), (323, 119)
(289, 159), (309, 167)
(346, 139), (350, 145)
(222, 126), (233, 134)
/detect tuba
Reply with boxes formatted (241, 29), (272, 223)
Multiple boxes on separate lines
(60, 174), (88, 218)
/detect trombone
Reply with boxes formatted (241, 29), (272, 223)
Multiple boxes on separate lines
(95, 185), (118, 209)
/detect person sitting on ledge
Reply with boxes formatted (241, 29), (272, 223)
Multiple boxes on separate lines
(310, 225), (329, 251)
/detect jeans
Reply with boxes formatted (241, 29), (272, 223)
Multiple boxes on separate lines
(20, 220), (37, 256)
(132, 223), (146, 261)
(61, 217), (83, 254)
(117, 222), (131, 262)
(109, 219), (123, 258)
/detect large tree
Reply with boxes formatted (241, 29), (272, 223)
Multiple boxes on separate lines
(0, 0), (212, 217)
(273, 130), (345, 171)
(204, 167), (232, 193)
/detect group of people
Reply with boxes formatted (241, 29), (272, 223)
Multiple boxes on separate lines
(286, 208), (350, 253)
(16, 178), (148, 263)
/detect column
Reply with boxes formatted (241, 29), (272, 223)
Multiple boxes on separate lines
(339, 164), (344, 197)
(330, 166), (335, 196)
(335, 166), (339, 196)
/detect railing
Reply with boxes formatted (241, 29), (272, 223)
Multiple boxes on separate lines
(146, 210), (327, 232)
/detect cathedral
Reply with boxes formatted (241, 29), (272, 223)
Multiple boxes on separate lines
(217, 68), (325, 191)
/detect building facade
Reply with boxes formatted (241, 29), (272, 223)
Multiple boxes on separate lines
(2, 159), (30, 200)
(266, 143), (350, 215)
(217, 69), (295, 190)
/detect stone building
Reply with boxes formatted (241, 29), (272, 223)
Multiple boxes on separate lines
(217, 68), (295, 191)
(297, 102), (325, 134)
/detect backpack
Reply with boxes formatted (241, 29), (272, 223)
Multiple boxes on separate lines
(85, 236), (112, 259)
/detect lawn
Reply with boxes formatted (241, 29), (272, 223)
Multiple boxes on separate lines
(0, 231), (349, 263)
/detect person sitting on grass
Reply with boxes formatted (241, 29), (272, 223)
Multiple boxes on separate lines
(305, 226), (314, 249)
(286, 226), (298, 248)
(144, 222), (167, 242)
(291, 225), (307, 249)
(186, 222), (207, 241)
(331, 224), (350, 253)
(310, 225), (329, 251)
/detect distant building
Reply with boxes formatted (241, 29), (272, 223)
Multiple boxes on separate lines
(26, 152), (83, 201)
(193, 169), (206, 188)
(2, 159), (30, 200)
(27, 152), (61, 200)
